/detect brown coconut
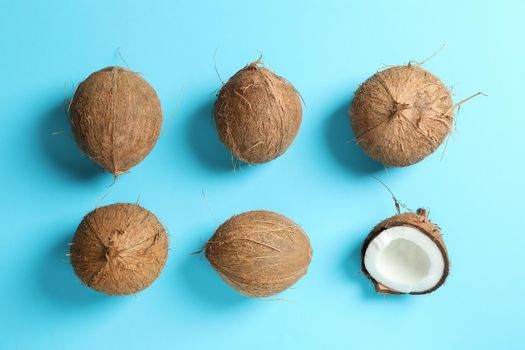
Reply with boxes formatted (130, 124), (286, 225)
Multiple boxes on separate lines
(361, 208), (449, 295)
(70, 203), (168, 296)
(214, 61), (302, 164)
(205, 210), (312, 297)
(350, 65), (453, 167)
(69, 66), (162, 175)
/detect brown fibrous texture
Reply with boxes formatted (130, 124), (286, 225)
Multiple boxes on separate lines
(214, 62), (302, 164)
(361, 208), (450, 295)
(69, 66), (162, 175)
(205, 210), (312, 297)
(70, 203), (168, 296)
(350, 65), (453, 167)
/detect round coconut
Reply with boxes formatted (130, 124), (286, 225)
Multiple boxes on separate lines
(70, 203), (168, 296)
(69, 66), (162, 175)
(214, 62), (302, 164)
(361, 209), (449, 295)
(350, 65), (453, 166)
(205, 210), (312, 297)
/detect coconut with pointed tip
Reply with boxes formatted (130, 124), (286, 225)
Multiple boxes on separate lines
(350, 65), (453, 166)
(361, 208), (449, 295)
(214, 62), (302, 164)
(205, 210), (312, 297)
(69, 66), (162, 175)
(70, 203), (168, 296)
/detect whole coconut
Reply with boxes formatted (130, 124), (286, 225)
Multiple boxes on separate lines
(205, 210), (312, 297)
(69, 66), (162, 175)
(350, 65), (453, 166)
(214, 61), (302, 164)
(70, 203), (168, 296)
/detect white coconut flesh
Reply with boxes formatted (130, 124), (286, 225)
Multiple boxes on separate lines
(364, 225), (445, 293)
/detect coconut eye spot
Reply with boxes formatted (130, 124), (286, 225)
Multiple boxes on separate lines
(376, 238), (431, 284)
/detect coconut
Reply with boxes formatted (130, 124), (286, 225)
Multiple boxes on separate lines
(70, 203), (168, 296)
(350, 65), (453, 167)
(214, 61), (302, 164)
(361, 208), (449, 295)
(69, 66), (162, 175)
(205, 210), (312, 297)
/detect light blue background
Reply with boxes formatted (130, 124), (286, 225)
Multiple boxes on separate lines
(1, 0), (523, 349)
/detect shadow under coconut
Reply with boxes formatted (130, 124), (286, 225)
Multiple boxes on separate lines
(186, 99), (237, 173)
(341, 237), (411, 302)
(36, 231), (111, 309)
(40, 102), (103, 181)
(180, 251), (249, 309)
(325, 101), (384, 175)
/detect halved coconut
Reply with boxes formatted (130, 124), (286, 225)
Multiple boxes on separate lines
(361, 209), (449, 294)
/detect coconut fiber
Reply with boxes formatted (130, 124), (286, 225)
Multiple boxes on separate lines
(69, 66), (162, 175)
(361, 208), (449, 295)
(70, 203), (168, 296)
(205, 210), (312, 297)
(214, 61), (302, 164)
(350, 65), (453, 166)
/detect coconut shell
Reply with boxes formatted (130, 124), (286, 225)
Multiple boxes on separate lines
(350, 65), (453, 166)
(69, 66), (162, 175)
(214, 62), (302, 164)
(70, 203), (168, 296)
(361, 208), (449, 295)
(205, 210), (312, 297)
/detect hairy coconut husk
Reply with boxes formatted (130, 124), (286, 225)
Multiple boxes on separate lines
(361, 208), (449, 295)
(350, 65), (453, 166)
(214, 62), (302, 164)
(205, 210), (312, 297)
(69, 66), (162, 175)
(70, 203), (168, 296)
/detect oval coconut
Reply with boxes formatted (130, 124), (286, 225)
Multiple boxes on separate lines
(206, 210), (312, 297)
(70, 203), (168, 296)
(69, 66), (162, 175)
(214, 62), (302, 164)
(350, 65), (453, 166)
(361, 209), (449, 295)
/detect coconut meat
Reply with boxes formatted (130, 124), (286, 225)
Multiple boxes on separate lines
(364, 225), (444, 293)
